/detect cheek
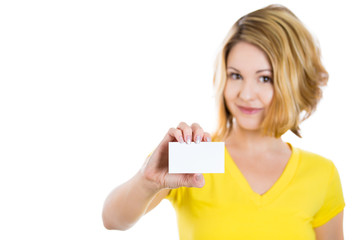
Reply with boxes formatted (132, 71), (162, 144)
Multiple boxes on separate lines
(224, 82), (236, 101)
(223, 83), (233, 111)
(262, 86), (274, 105)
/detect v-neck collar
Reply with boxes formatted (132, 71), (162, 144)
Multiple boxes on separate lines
(225, 143), (300, 207)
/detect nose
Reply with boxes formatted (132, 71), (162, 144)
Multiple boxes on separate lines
(239, 79), (257, 101)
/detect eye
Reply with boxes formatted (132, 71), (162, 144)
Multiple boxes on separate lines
(259, 76), (272, 83)
(228, 73), (243, 80)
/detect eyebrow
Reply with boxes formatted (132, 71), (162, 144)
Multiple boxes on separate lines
(227, 66), (273, 74)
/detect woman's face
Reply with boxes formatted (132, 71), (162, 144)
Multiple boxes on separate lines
(224, 41), (274, 131)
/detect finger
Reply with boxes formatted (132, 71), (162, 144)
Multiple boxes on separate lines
(165, 173), (205, 189)
(193, 173), (205, 188)
(191, 123), (204, 144)
(167, 127), (184, 143)
(177, 122), (192, 144)
(182, 173), (204, 188)
(203, 132), (212, 142)
(157, 128), (184, 157)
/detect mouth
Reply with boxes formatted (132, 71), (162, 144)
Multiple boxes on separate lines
(237, 106), (263, 115)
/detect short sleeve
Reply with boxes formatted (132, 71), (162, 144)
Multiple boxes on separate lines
(165, 187), (181, 205)
(312, 163), (345, 228)
(166, 189), (176, 201)
(165, 186), (189, 209)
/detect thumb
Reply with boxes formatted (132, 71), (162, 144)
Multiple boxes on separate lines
(165, 173), (205, 189)
(182, 173), (205, 188)
(194, 174), (205, 188)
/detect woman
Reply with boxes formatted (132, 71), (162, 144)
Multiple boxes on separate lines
(102, 5), (345, 239)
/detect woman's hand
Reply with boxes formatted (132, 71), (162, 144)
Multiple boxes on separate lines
(141, 122), (211, 191)
(102, 122), (211, 230)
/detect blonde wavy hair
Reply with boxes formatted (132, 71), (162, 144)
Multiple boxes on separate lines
(212, 4), (328, 140)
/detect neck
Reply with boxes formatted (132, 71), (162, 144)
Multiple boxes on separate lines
(225, 124), (285, 153)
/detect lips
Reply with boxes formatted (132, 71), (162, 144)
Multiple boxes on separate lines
(237, 106), (263, 114)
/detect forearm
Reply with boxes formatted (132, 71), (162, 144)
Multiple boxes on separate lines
(102, 171), (160, 230)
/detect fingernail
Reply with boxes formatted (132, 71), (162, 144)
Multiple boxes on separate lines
(195, 136), (201, 144)
(206, 137), (211, 142)
(186, 136), (191, 144)
(179, 136), (184, 143)
(196, 174), (202, 181)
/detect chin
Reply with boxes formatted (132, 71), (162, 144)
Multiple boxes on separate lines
(234, 118), (262, 131)
(238, 125), (261, 131)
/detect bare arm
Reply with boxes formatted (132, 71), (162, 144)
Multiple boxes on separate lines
(314, 211), (344, 240)
(145, 188), (171, 214)
(102, 122), (210, 231)
(102, 170), (162, 230)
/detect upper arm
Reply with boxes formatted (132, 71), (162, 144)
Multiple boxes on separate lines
(145, 189), (171, 214)
(314, 210), (344, 240)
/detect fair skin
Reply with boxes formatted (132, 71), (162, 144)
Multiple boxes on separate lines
(102, 41), (343, 239)
(102, 122), (210, 230)
(225, 41), (343, 239)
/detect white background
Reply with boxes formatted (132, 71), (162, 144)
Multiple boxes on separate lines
(0, 0), (359, 239)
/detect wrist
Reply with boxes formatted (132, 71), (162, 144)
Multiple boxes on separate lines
(136, 170), (163, 196)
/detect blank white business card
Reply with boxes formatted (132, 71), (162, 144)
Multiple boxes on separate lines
(168, 142), (225, 173)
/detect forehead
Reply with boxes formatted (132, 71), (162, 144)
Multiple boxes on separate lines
(227, 41), (271, 71)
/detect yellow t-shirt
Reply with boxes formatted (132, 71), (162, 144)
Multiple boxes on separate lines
(166, 144), (345, 240)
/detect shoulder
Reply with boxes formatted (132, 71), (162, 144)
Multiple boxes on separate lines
(295, 147), (334, 168)
(293, 146), (337, 181)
